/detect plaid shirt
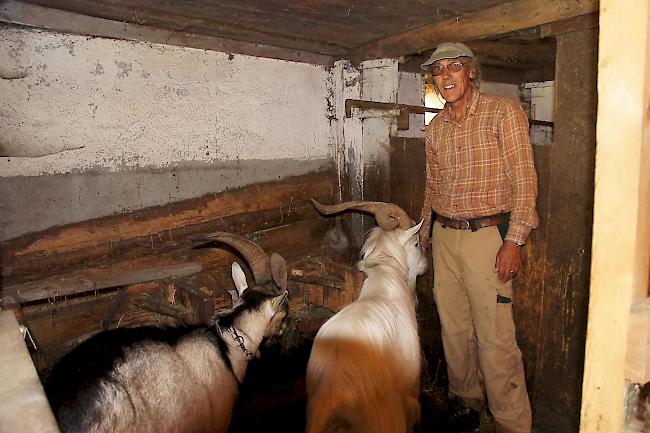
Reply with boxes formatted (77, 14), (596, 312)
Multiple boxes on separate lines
(421, 90), (539, 244)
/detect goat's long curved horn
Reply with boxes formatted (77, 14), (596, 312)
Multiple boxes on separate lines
(194, 232), (271, 284)
(310, 198), (412, 230)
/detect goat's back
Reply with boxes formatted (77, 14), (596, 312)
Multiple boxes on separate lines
(306, 283), (421, 433)
(46, 327), (238, 433)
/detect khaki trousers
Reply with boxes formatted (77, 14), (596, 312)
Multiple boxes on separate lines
(431, 221), (532, 433)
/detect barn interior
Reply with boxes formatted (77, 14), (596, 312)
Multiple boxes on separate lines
(0, 1), (648, 433)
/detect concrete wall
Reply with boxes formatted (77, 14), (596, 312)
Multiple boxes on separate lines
(0, 26), (333, 240)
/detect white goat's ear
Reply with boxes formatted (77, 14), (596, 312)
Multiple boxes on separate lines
(361, 241), (376, 259)
(401, 219), (424, 244)
(231, 262), (249, 296)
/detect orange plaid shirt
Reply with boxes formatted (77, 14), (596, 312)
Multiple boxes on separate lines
(421, 90), (539, 244)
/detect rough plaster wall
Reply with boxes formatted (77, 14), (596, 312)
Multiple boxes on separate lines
(0, 26), (333, 240)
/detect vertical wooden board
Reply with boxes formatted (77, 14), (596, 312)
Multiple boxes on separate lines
(514, 144), (551, 407)
(581, 0), (650, 431)
(389, 136), (443, 388)
(389, 137), (426, 220)
(530, 28), (598, 433)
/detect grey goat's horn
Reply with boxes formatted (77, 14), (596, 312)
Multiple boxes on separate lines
(310, 198), (412, 230)
(194, 232), (271, 285)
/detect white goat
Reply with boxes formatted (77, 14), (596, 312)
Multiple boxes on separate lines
(306, 200), (427, 433)
(44, 232), (289, 433)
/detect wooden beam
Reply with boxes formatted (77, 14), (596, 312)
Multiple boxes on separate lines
(1, 171), (335, 261)
(540, 12), (599, 37)
(1, 263), (203, 306)
(469, 39), (556, 70)
(580, 0), (650, 432)
(1, 199), (326, 285)
(344, 99), (440, 118)
(1, 216), (333, 306)
(0, 0), (334, 66)
(354, 0), (598, 61)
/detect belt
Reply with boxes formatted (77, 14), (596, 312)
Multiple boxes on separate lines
(436, 212), (510, 231)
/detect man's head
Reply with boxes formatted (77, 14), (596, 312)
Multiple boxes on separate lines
(421, 42), (480, 104)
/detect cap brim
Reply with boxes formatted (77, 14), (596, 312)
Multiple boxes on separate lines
(421, 49), (469, 69)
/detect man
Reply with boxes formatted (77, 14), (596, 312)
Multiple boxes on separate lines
(419, 42), (539, 433)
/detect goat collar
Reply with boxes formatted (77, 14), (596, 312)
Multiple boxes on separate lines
(225, 326), (255, 359)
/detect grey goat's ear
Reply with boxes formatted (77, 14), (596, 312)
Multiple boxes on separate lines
(270, 253), (287, 292)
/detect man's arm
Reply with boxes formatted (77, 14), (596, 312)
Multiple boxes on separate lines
(420, 126), (438, 248)
(495, 100), (539, 281)
(499, 100), (539, 245)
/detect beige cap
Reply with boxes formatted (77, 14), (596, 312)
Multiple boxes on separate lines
(421, 42), (475, 70)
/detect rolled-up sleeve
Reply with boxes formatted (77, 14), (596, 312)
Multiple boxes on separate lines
(499, 101), (539, 244)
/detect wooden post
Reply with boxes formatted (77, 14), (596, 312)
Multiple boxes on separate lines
(580, 1), (650, 432)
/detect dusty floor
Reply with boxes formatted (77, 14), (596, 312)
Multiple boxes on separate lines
(227, 335), (497, 433)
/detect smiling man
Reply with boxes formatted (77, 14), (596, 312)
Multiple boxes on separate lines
(419, 42), (539, 433)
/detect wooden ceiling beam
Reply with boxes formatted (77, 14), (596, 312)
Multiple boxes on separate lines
(469, 39), (556, 70)
(0, 1), (335, 66)
(353, 0), (598, 61)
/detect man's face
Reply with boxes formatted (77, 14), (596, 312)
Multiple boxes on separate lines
(431, 57), (475, 104)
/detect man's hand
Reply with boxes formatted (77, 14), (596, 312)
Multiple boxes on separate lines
(495, 240), (521, 283)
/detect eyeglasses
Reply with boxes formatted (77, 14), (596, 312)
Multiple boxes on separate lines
(431, 61), (466, 76)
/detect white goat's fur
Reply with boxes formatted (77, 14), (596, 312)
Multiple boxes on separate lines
(306, 221), (427, 433)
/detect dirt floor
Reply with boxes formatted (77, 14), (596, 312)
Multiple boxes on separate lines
(227, 329), (497, 433)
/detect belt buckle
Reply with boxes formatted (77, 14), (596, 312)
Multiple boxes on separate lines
(460, 220), (470, 230)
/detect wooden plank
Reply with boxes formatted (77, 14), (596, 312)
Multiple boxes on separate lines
(580, 1), (650, 432)
(626, 299), (650, 384)
(345, 99), (440, 118)
(355, 0), (598, 61)
(2, 217), (333, 306)
(388, 136), (441, 391)
(1, 263), (203, 306)
(1, 170), (335, 260)
(540, 12), (599, 37)
(0, 311), (60, 433)
(0, 0), (335, 65)
(528, 28), (598, 433)
(2, 198), (327, 285)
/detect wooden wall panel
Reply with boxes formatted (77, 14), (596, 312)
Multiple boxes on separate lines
(389, 136), (442, 387)
(520, 29), (598, 433)
(1, 171), (337, 303)
(1, 169), (351, 371)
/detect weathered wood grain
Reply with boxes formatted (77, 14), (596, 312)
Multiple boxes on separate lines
(2, 171), (335, 260)
(356, 0), (598, 60)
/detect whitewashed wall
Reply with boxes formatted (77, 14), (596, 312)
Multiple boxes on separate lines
(0, 26), (334, 240)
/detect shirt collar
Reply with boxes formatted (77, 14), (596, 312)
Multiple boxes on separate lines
(442, 88), (480, 123)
